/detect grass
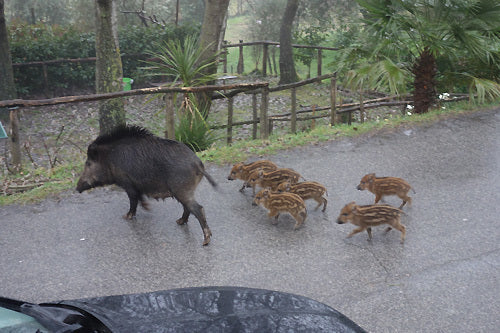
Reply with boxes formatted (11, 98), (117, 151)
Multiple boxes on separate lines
(1, 99), (497, 206)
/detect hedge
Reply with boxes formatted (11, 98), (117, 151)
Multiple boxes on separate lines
(9, 22), (200, 97)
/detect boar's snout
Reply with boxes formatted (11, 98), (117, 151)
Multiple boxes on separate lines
(76, 180), (91, 193)
(252, 201), (258, 206)
(336, 219), (345, 224)
(356, 185), (362, 190)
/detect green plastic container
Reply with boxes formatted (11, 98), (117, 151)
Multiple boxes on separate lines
(123, 77), (133, 91)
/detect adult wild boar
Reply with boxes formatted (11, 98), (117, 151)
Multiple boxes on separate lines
(76, 125), (217, 246)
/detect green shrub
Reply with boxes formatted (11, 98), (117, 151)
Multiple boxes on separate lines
(9, 22), (200, 96)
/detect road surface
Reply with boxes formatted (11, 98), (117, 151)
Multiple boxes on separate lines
(1, 108), (499, 332)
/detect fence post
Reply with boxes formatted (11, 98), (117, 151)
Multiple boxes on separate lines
(237, 40), (244, 74)
(252, 92), (258, 139)
(223, 40), (228, 73)
(317, 49), (322, 76)
(42, 63), (50, 98)
(9, 109), (22, 170)
(164, 93), (175, 140)
(359, 89), (365, 123)
(260, 86), (269, 139)
(291, 87), (297, 133)
(311, 104), (316, 130)
(268, 117), (274, 135)
(262, 43), (268, 76)
(330, 76), (337, 126)
(227, 96), (233, 145)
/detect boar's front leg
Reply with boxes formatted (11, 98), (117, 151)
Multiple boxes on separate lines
(123, 187), (142, 220)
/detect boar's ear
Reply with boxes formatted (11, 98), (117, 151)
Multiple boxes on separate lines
(87, 143), (99, 160)
(349, 202), (357, 213)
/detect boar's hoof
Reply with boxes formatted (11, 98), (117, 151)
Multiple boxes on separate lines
(176, 217), (188, 225)
(202, 228), (212, 246)
(140, 201), (150, 211)
(123, 212), (136, 220)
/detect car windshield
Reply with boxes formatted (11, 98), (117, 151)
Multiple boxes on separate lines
(0, 306), (49, 333)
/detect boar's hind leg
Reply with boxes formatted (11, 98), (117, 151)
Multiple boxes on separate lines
(177, 200), (212, 246)
(176, 204), (190, 225)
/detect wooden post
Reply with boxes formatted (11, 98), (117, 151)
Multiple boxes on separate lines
(311, 104), (316, 130)
(262, 43), (268, 76)
(164, 93), (175, 139)
(317, 49), (322, 76)
(330, 76), (337, 126)
(9, 109), (22, 171)
(223, 40), (228, 73)
(227, 96), (233, 145)
(42, 63), (50, 98)
(359, 89), (365, 123)
(260, 86), (269, 139)
(268, 117), (273, 135)
(237, 40), (244, 74)
(291, 87), (297, 133)
(252, 93), (258, 139)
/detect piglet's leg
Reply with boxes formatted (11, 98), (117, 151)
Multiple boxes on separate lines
(366, 227), (373, 240)
(268, 209), (280, 224)
(347, 227), (365, 238)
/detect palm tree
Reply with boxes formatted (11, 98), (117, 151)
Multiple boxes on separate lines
(346, 0), (500, 113)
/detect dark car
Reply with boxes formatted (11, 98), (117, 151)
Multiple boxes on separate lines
(0, 286), (366, 332)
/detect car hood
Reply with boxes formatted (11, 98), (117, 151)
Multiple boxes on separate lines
(2, 286), (366, 332)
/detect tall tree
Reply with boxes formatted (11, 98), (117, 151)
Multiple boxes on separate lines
(196, 0), (230, 116)
(95, 0), (125, 135)
(0, 0), (21, 170)
(351, 0), (500, 113)
(0, 0), (16, 121)
(279, 0), (299, 84)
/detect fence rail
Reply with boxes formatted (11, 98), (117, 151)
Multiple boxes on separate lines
(1, 69), (470, 172)
(11, 40), (338, 97)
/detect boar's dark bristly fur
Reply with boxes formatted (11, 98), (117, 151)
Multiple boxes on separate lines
(76, 125), (217, 246)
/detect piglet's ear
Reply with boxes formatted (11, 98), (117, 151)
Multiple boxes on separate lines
(349, 202), (357, 213)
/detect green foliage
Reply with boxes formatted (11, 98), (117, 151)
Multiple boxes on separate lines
(175, 107), (218, 152)
(142, 36), (219, 151)
(8, 23), (200, 96)
(339, 0), (500, 104)
(345, 58), (411, 95)
(142, 35), (219, 87)
(293, 26), (328, 77)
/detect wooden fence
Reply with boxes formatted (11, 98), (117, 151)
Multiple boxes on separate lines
(1, 68), (470, 170)
(12, 41), (338, 97)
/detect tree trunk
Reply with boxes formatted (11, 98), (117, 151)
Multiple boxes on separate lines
(197, 0), (230, 117)
(0, 0), (22, 170)
(412, 47), (437, 114)
(0, 0), (16, 122)
(95, 0), (125, 135)
(278, 0), (299, 85)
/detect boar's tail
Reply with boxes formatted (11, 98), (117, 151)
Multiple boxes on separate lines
(203, 170), (218, 188)
(197, 164), (218, 189)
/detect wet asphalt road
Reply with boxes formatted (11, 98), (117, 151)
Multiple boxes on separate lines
(1, 108), (499, 332)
